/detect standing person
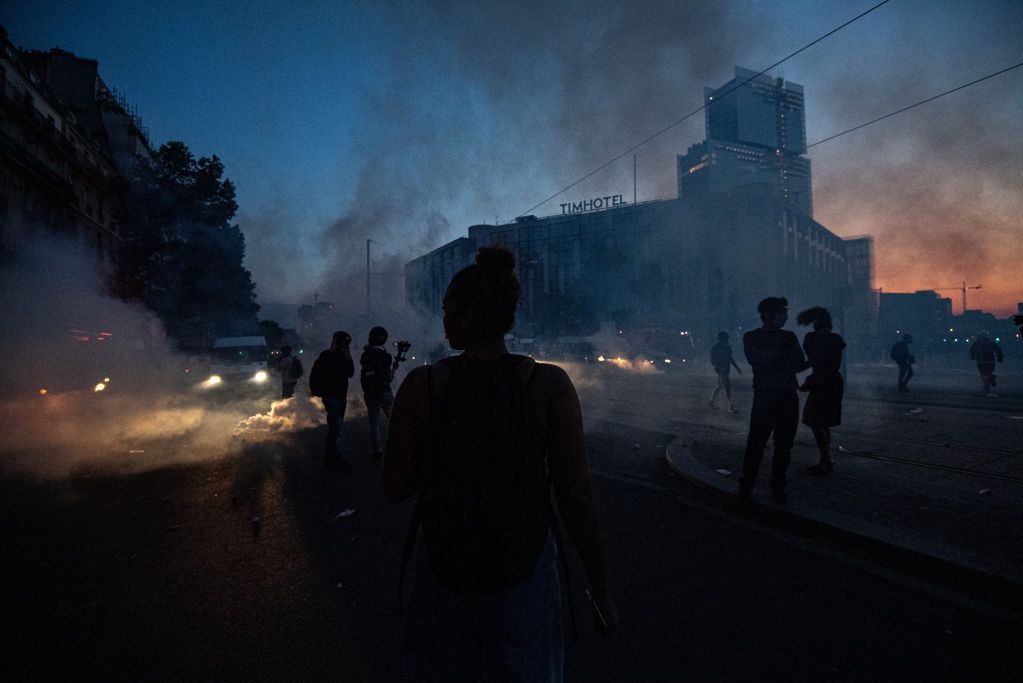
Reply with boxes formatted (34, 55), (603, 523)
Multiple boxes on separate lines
(969, 331), (1003, 395)
(361, 326), (396, 462)
(738, 297), (808, 505)
(310, 331), (355, 472)
(708, 331), (742, 413)
(277, 345), (302, 399)
(384, 246), (619, 681)
(796, 307), (846, 475)
(890, 333), (915, 393)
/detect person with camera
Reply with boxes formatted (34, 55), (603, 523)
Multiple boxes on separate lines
(361, 326), (398, 462)
(384, 246), (618, 681)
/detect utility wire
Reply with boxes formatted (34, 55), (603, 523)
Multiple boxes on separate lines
(499, 60), (1023, 226)
(516, 0), (894, 217)
(801, 60), (1023, 151)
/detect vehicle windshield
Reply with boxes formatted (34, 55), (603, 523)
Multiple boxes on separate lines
(212, 346), (267, 364)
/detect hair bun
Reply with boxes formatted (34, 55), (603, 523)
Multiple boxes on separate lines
(476, 246), (516, 274)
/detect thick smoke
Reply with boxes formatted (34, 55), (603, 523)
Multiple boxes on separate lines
(237, 0), (1021, 324)
(0, 236), (326, 479)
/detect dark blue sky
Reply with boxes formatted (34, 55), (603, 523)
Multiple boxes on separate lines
(5, 0), (1022, 314)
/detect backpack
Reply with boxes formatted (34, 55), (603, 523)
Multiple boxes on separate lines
(890, 342), (906, 364)
(405, 355), (551, 596)
(290, 356), (303, 379)
(360, 348), (391, 394)
(308, 356), (326, 397)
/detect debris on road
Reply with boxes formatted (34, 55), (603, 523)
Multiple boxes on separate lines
(715, 468), (732, 476)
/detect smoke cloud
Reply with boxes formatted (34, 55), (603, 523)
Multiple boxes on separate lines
(245, 0), (1020, 319)
(0, 236), (331, 479)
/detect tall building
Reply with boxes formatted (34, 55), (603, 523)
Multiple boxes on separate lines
(406, 67), (874, 352)
(0, 28), (122, 267)
(678, 67), (813, 217)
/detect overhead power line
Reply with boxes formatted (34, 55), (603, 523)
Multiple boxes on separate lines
(801, 61), (1023, 151)
(516, 0), (894, 217)
(662, 60), (1023, 206)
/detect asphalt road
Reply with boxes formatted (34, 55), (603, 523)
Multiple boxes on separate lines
(1, 409), (1018, 681)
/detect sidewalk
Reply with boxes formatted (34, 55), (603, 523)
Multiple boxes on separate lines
(665, 421), (1023, 596)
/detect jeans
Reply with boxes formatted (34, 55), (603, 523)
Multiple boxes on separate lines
(740, 390), (799, 493)
(365, 391), (393, 453)
(322, 396), (347, 456)
(403, 535), (563, 683)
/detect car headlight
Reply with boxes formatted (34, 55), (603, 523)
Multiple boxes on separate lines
(253, 371), (269, 383)
(204, 375), (222, 388)
(664, 358), (672, 364)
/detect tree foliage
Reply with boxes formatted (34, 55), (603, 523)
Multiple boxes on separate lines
(119, 142), (259, 342)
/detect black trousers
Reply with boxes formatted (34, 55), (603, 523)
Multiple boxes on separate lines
(897, 364), (913, 388)
(740, 390), (799, 493)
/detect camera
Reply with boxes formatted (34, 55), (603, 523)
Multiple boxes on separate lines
(393, 340), (412, 364)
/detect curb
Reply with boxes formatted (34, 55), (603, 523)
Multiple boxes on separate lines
(665, 436), (1023, 614)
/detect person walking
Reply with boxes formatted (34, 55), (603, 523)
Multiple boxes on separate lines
(708, 331), (742, 413)
(361, 326), (397, 462)
(384, 246), (619, 681)
(969, 331), (1004, 395)
(277, 345), (302, 399)
(796, 307), (845, 475)
(309, 331), (355, 471)
(890, 333), (915, 393)
(738, 297), (808, 505)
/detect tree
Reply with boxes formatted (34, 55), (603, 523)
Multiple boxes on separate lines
(118, 142), (259, 342)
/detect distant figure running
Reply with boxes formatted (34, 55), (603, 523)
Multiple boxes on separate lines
(969, 331), (1003, 395)
(708, 331), (742, 413)
(738, 297), (809, 505)
(385, 246), (618, 681)
(797, 307), (845, 475)
(890, 333), (915, 393)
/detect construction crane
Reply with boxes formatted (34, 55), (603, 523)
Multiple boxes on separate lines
(933, 281), (982, 314)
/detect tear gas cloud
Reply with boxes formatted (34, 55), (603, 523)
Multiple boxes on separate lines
(235, 0), (1021, 318)
(0, 237), (333, 479)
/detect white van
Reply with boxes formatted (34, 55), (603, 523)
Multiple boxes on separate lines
(202, 336), (270, 389)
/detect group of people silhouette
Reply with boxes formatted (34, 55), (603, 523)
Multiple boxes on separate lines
(728, 298), (846, 505)
(302, 241), (1011, 680)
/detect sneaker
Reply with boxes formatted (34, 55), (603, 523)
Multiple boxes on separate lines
(771, 490), (787, 505)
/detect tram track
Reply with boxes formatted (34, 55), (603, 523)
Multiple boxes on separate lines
(832, 446), (1023, 485)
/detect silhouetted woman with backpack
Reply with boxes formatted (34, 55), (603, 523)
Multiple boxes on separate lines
(384, 246), (618, 681)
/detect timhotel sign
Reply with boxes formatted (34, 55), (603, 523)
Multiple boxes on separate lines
(560, 194), (627, 214)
